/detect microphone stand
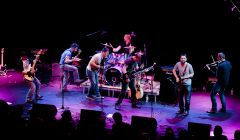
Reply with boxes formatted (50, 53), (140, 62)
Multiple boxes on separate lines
(60, 65), (69, 110)
(144, 43), (147, 67)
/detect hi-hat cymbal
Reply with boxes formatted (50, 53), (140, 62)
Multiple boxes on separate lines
(124, 46), (136, 49)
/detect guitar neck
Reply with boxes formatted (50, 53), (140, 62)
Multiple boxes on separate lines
(132, 66), (154, 77)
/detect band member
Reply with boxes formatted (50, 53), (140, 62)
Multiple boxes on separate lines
(110, 33), (136, 59)
(207, 52), (232, 113)
(173, 53), (194, 115)
(59, 43), (81, 91)
(86, 47), (109, 100)
(20, 51), (43, 102)
(115, 52), (142, 110)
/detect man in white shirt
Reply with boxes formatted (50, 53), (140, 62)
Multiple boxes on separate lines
(86, 47), (109, 100)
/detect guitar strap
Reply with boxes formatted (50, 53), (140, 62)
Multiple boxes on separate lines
(182, 63), (188, 77)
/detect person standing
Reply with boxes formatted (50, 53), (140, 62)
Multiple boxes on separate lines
(86, 47), (109, 100)
(115, 52), (142, 110)
(20, 50), (43, 102)
(173, 53), (194, 116)
(207, 52), (232, 113)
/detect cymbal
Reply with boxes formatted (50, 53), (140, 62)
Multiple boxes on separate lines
(100, 43), (111, 47)
(31, 49), (48, 54)
(124, 46), (136, 49)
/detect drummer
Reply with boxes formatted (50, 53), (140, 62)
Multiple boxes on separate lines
(109, 33), (137, 60)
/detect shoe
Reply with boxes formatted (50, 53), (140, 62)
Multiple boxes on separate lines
(62, 88), (69, 92)
(74, 79), (82, 84)
(86, 95), (95, 100)
(115, 103), (120, 110)
(183, 111), (189, 116)
(219, 108), (226, 113)
(26, 98), (33, 103)
(176, 110), (184, 114)
(132, 104), (141, 109)
(206, 109), (217, 114)
(95, 95), (104, 99)
(36, 95), (43, 100)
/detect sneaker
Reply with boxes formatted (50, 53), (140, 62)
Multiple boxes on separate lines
(36, 95), (43, 100)
(176, 110), (184, 114)
(26, 98), (33, 103)
(219, 108), (226, 113)
(115, 103), (120, 110)
(95, 95), (104, 99)
(74, 79), (82, 84)
(183, 111), (189, 116)
(206, 109), (217, 114)
(86, 95), (95, 100)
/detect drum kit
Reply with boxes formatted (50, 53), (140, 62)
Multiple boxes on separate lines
(103, 52), (125, 86)
(100, 43), (126, 86)
(100, 43), (145, 87)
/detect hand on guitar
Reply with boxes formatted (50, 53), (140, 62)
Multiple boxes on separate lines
(72, 57), (81, 62)
(176, 77), (180, 83)
(99, 65), (104, 70)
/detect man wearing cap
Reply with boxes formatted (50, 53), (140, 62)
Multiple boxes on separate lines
(115, 52), (142, 110)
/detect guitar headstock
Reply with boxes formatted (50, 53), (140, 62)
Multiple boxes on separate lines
(34, 49), (43, 60)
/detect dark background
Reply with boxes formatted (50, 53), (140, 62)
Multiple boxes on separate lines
(1, 0), (239, 95)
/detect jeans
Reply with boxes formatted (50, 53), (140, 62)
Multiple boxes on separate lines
(116, 78), (137, 105)
(86, 68), (99, 96)
(210, 82), (226, 110)
(60, 64), (80, 90)
(25, 77), (41, 101)
(178, 84), (192, 111)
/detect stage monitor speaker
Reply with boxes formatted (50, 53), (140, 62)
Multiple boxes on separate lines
(30, 103), (57, 119)
(188, 122), (211, 139)
(79, 109), (105, 125)
(131, 115), (157, 138)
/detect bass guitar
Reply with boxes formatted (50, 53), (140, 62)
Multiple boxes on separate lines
(23, 49), (42, 81)
(125, 63), (156, 82)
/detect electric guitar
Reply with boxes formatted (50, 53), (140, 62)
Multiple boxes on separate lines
(23, 49), (42, 81)
(124, 63), (156, 82)
(176, 75), (192, 85)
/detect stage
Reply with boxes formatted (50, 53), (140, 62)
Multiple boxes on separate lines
(0, 70), (240, 139)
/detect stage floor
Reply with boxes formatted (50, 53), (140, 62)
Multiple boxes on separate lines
(0, 71), (240, 139)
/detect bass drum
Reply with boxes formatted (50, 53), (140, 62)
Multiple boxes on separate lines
(105, 66), (122, 86)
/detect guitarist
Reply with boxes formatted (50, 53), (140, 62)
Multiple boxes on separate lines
(173, 53), (194, 116)
(85, 47), (109, 100)
(115, 52), (142, 110)
(59, 43), (82, 92)
(20, 51), (43, 103)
